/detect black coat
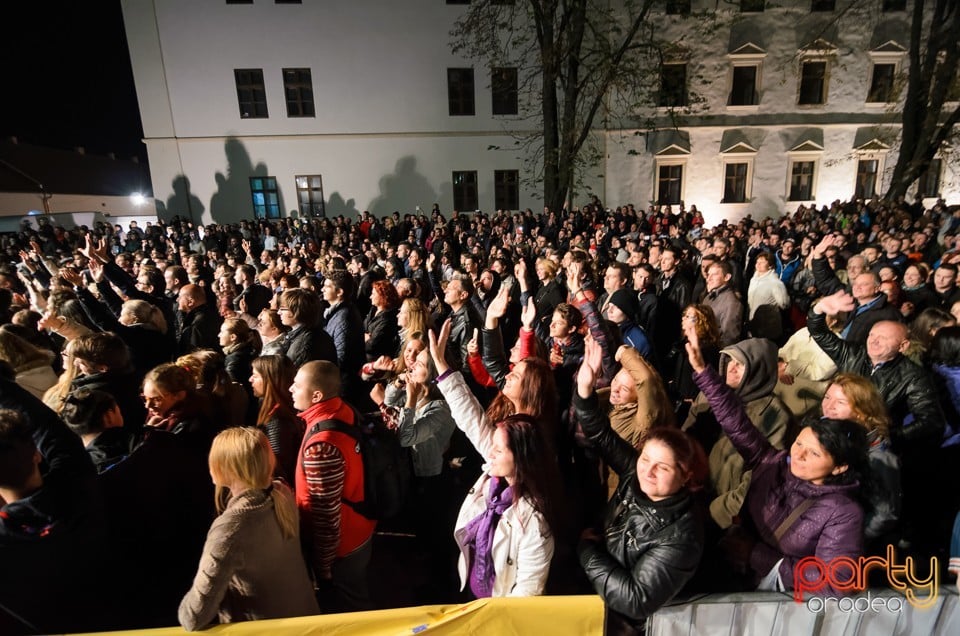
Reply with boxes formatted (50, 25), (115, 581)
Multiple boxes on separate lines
(808, 309), (945, 449)
(283, 324), (336, 367)
(176, 304), (222, 356)
(72, 368), (146, 437)
(259, 410), (304, 485)
(0, 379), (112, 634)
(364, 307), (400, 361)
(575, 393), (704, 636)
(75, 287), (170, 376)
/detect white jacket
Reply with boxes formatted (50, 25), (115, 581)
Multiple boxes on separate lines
(439, 371), (554, 597)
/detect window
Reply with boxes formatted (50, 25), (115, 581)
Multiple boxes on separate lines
(295, 175), (325, 217)
(250, 177), (280, 219)
(741, 0), (765, 12)
(491, 67), (518, 115)
(659, 64), (687, 108)
(789, 161), (816, 201)
(729, 66), (758, 106)
(275, 0), (302, 4)
(810, 0), (835, 9)
(867, 63), (896, 103)
(494, 170), (519, 210)
(235, 69), (268, 119)
(882, 0), (906, 11)
(798, 61), (828, 105)
(855, 159), (879, 199)
(282, 68), (314, 117)
(917, 159), (942, 198)
(446, 0), (470, 4)
(226, 1), (253, 4)
(448, 68), (475, 116)
(722, 163), (750, 203)
(453, 171), (478, 211)
(666, 0), (691, 14)
(657, 163), (684, 205)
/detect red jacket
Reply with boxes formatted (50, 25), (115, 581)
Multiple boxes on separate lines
(296, 398), (375, 576)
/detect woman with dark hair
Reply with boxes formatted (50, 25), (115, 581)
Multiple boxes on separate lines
(60, 387), (133, 473)
(177, 350), (250, 428)
(574, 338), (707, 636)
(429, 319), (563, 597)
(257, 308), (288, 357)
(686, 330), (869, 597)
(364, 279), (401, 360)
(250, 355), (302, 484)
(905, 306), (956, 363)
(219, 318), (262, 396)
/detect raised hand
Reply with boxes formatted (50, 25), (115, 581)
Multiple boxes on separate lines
(814, 289), (856, 316)
(466, 328), (479, 356)
(520, 297), (536, 330)
(427, 318), (452, 375)
(59, 268), (84, 289)
(685, 328), (707, 374)
(576, 335), (603, 398)
(566, 261), (582, 295)
(88, 259), (106, 283)
(812, 233), (836, 259)
(485, 284), (511, 324)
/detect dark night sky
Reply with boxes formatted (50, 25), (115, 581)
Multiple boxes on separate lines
(0, 1), (146, 164)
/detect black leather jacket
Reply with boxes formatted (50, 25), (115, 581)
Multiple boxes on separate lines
(575, 393), (703, 631)
(807, 309), (945, 449)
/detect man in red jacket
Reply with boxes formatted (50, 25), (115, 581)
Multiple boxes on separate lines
(291, 360), (375, 611)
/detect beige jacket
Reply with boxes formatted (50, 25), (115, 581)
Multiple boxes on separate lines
(178, 484), (318, 631)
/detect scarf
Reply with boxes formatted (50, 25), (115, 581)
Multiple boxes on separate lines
(462, 476), (514, 598)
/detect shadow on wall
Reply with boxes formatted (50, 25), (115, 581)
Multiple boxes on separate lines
(166, 175), (205, 224)
(368, 156), (439, 218)
(326, 192), (360, 218)
(208, 137), (283, 224)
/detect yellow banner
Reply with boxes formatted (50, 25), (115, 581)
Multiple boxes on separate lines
(81, 595), (605, 635)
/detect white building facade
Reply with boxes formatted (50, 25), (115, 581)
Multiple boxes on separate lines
(121, 0), (957, 227)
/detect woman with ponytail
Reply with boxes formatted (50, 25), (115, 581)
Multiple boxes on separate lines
(179, 427), (318, 630)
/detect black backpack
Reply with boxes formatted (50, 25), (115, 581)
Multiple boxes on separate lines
(312, 411), (410, 521)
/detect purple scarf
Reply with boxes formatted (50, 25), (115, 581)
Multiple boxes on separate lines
(463, 476), (514, 598)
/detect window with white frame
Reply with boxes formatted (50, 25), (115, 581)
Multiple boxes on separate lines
(917, 159), (943, 198)
(866, 45), (906, 104)
(855, 155), (883, 199)
(786, 137), (823, 202)
(720, 140), (756, 204)
(655, 160), (686, 205)
(798, 59), (829, 105)
(727, 44), (766, 108)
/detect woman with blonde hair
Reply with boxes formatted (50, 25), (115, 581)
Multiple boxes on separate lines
(44, 338), (80, 412)
(179, 427), (318, 630)
(398, 297), (431, 346)
(820, 372), (899, 548)
(0, 326), (58, 399)
(250, 355), (302, 483)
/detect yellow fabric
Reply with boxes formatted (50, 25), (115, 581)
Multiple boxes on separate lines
(79, 595), (605, 635)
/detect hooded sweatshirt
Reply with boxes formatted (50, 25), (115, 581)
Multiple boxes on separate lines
(684, 338), (793, 528)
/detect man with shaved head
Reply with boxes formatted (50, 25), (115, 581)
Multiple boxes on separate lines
(176, 283), (222, 355)
(808, 290), (943, 448)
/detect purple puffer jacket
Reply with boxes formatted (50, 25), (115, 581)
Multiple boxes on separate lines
(694, 367), (863, 595)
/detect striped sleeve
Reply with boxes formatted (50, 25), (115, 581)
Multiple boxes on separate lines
(303, 440), (345, 579)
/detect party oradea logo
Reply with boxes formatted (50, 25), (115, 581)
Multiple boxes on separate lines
(793, 545), (938, 613)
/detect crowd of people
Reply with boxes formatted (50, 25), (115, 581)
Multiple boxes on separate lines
(2, 195), (960, 634)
